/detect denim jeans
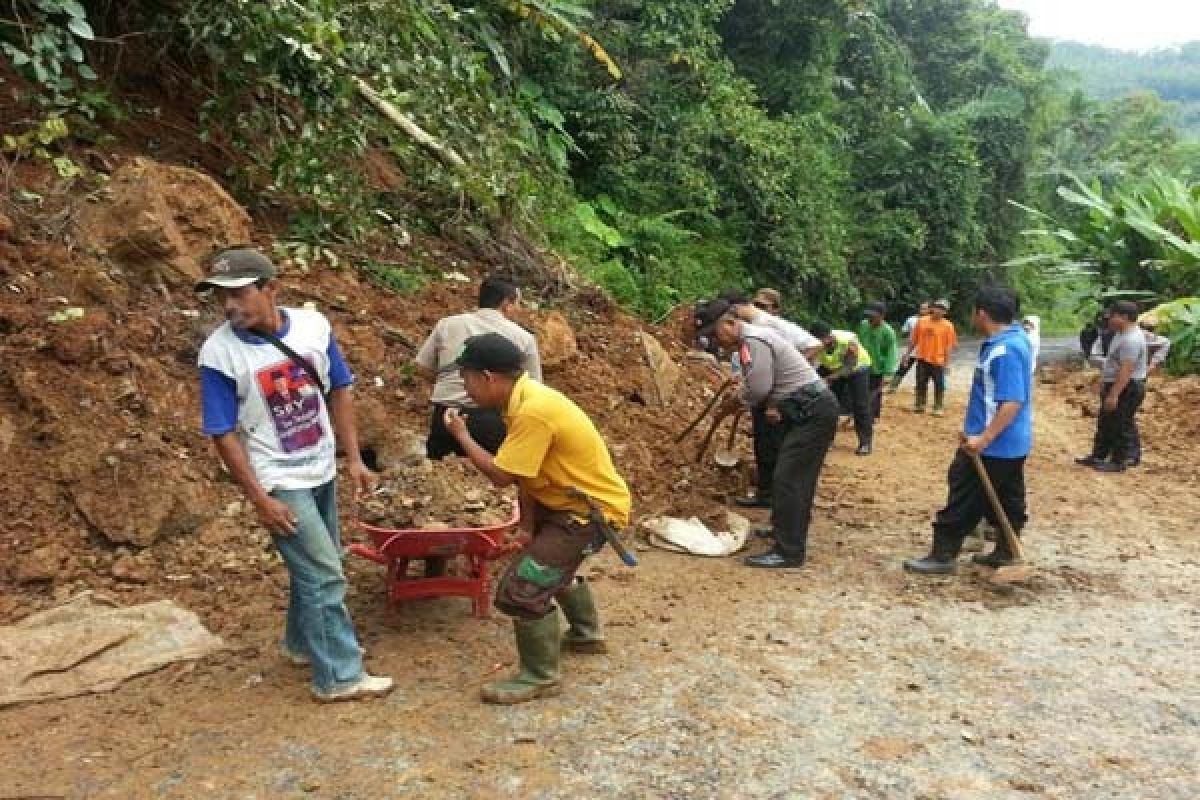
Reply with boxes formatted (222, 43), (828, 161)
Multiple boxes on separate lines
(272, 480), (365, 692)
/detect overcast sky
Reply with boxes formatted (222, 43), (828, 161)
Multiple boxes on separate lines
(995, 0), (1200, 51)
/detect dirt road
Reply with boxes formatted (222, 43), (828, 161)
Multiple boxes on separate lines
(2, 372), (1198, 800)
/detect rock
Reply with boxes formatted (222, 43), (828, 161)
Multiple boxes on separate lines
(76, 157), (253, 288)
(110, 554), (152, 584)
(72, 463), (207, 548)
(528, 310), (578, 367)
(17, 544), (69, 583)
(638, 332), (682, 407)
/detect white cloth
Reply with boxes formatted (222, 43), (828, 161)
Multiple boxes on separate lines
(748, 309), (821, 352)
(1022, 315), (1041, 375)
(415, 308), (541, 406)
(199, 309), (338, 491)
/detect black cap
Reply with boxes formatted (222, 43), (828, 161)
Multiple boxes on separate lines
(864, 302), (885, 317)
(694, 298), (732, 339)
(195, 248), (276, 292)
(456, 333), (524, 372)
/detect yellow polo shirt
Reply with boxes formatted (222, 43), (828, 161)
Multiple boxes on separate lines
(493, 374), (631, 527)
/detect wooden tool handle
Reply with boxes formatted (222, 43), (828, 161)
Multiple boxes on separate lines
(967, 450), (1025, 561)
(724, 408), (743, 450)
(675, 377), (733, 443)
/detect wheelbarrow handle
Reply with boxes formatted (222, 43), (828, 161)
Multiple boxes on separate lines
(675, 377), (734, 443)
(966, 449), (1025, 562)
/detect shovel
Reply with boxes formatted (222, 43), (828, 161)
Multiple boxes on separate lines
(967, 449), (1033, 584)
(694, 406), (733, 463)
(713, 409), (743, 468)
(675, 378), (733, 444)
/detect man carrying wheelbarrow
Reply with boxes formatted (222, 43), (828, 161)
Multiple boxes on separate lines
(697, 300), (840, 569)
(903, 287), (1033, 575)
(443, 333), (631, 704)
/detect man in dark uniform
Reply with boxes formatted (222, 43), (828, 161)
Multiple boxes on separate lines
(696, 300), (841, 568)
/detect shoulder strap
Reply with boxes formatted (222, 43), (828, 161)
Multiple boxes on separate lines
(253, 328), (328, 396)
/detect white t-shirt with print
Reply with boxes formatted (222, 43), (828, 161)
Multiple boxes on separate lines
(199, 309), (340, 491)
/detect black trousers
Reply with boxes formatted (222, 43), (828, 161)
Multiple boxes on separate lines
(772, 387), (840, 561)
(915, 360), (946, 409)
(868, 373), (885, 420)
(1091, 381), (1145, 464)
(829, 367), (874, 445)
(750, 404), (787, 498)
(426, 404), (506, 459)
(932, 450), (1027, 558)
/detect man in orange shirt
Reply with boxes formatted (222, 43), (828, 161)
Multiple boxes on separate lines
(901, 298), (957, 416)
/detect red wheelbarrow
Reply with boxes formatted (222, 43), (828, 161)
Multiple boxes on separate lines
(349, 504), (525, 618)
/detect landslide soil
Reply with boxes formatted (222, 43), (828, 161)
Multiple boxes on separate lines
(2, 162), (1200, 797)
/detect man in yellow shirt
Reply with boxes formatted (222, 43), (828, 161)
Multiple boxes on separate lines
(444, 333), (631, 704)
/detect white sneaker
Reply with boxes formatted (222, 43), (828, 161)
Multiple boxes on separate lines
(312, 673), (394, 703)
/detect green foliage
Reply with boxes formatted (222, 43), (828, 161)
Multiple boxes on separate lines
(1, 0), (100, 111)
(1010, 171), (1200, 308)
(1049, 41), (1200, 138)
(18, 0), (1154, 331)
(357, 258), (430, 294)
(1144, 298), (1200, 374)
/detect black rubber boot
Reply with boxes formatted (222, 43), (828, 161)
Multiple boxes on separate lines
(904, 531), (960, 574)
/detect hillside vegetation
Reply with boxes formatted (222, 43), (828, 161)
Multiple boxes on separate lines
(1, 1), (1197, 342)
(1049, 41), (1200, 137)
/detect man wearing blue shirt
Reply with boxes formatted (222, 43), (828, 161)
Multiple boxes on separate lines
(904, 287), (1032, 574)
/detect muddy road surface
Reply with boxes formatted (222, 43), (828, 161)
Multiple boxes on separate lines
(2, 373), (1198, 800)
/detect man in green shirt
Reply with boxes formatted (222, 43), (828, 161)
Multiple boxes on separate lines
(856, 302), (898, 423)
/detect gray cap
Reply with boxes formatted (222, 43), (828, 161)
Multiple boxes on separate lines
(194, 248), (276, 292)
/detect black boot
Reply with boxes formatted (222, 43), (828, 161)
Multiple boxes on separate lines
(972, 547), (1016, 568)
(904, 530), (960, 574)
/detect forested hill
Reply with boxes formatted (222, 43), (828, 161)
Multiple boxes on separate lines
(1049, 41), (1200, 136)
(0, 1), (1196, 334)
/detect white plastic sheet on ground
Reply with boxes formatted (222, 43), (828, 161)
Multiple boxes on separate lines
(0, 592), (225, 708)
(641, 512), (750, 557)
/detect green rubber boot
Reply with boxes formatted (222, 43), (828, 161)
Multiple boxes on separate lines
(481, 614), (562, 704)
(558, 577), (607, 655)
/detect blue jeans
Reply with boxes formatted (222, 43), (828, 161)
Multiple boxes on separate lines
(272, 480), (365, 692)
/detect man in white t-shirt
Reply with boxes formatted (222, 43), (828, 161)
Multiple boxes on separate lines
(196, 248), (392, 703)
(415, 276), (541, 459)
(888, 301), (930, 392)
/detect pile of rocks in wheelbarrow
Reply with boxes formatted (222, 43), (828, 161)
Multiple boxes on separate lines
(358, 456), (517, 529)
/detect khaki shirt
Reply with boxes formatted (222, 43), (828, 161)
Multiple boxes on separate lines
(415, 309), (542, 406)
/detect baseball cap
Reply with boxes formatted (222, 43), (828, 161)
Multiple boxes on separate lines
(864, 302), (885, 317)
(693, 298), (732, 340)
(456, 333), (524, 372)
(194, 248), (276, 292)
(932, 298), (950, 311)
